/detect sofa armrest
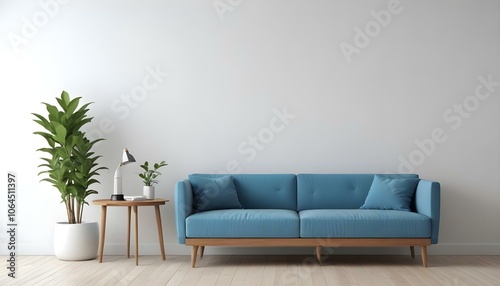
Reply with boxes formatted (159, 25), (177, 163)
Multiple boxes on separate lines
(415, 179), (441, 244)
(175, 179), (193, 244)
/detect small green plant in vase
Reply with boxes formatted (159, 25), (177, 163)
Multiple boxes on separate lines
(139, 160), (167, 199)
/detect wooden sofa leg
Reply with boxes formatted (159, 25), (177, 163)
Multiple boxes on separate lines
(199, 246), (205, 258)
(191, 246), (198, 268)
(316, 246), (321, 262)
(410, 246), (415, 258)
(421, 246), (428, 267)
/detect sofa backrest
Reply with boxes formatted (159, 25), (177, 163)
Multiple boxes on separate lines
(297, 174), (419, 211)
(233, 174), (297, 210)
(189, 174), (297, 210)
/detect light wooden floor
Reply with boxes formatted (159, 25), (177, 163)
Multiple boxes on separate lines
(1, 255), (499, 285)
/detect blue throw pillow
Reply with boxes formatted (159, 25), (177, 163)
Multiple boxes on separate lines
(189, 175), (243, 212)
(360, 175), (419, 211)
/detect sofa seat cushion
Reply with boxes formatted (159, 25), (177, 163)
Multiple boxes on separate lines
(186, 209), (300, 238)
(299, 209), (431, 238)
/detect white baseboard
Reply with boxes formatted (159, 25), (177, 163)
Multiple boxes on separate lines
(426, 243), (500, 255)
(5, 242), (500, 256)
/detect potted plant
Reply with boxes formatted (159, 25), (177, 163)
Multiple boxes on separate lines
(32, 91), (108, 260)
(139, 161), (167, 199)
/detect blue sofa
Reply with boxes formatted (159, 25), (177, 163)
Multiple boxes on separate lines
(175, 174), (440, 267)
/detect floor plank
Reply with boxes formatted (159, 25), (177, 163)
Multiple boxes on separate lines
(1, 255), (500, 286)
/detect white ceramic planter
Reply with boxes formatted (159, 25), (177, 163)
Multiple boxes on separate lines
(54, 221), (99, 261)
(143, 186), (155, 199)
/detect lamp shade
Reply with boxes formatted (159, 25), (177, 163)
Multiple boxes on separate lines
(121, 148), (136, 166)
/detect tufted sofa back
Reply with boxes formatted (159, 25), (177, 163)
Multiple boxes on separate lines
(232, 174), (297, 210)
(187, 173), (420, 212)
(297, 174), (419, 211)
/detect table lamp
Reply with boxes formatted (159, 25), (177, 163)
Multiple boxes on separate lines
(111, 148), (136, 200)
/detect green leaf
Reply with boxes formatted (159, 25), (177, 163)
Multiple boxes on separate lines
(52, 122), (67, 144)
(61, 90), (70, 106)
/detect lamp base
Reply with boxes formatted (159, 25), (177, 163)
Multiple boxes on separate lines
(110, 194), (125, 201)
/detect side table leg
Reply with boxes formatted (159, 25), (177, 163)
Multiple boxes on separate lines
(155, 205), (166, 261)
(133, 206), (139, 266)
(98, 206), (107, 263)
(127, 206), (131, 258)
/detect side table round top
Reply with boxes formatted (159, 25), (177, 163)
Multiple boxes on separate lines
(92, 198), (168, 206)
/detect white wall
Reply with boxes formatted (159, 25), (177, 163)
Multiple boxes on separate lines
(1, 0), (499, 256)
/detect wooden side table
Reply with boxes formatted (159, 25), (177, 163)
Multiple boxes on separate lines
(92, 198), (169, 265)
